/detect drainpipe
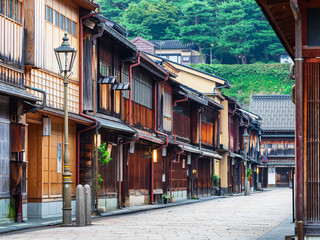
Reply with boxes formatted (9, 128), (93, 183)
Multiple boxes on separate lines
(78, 3), (101, 212)
(24, 86), (46, 113)
(213, 81), (230, 101)
(290, 0), (304, 238)
(151, 72), (169, 204)
(129, 51), (141, 126)
(199, 106), (203, 156)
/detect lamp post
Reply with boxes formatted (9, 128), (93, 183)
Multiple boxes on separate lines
(243, 129), (250, 196)
(54, 32), (77, 226)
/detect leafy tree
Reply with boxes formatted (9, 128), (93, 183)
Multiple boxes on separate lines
(97, 0), (138, 23)
(121, 0), (181, 40)
(179, 1), (215, 56)
(215, 0), (284, 64)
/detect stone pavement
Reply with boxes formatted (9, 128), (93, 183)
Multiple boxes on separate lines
(0, 188), (293, 240)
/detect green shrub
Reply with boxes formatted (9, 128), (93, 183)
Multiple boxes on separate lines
(191, 63), (293, 108)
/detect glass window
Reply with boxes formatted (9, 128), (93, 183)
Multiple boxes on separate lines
(260, 144), (265, 149)
(60, 14), (65, 30)
(287, 144), (295, 149)
(6, 0), (13, 18)
(46, 6), (52, 23)
(277, 144), (285, 148)
(53, 10), (59, 27)
(66, 18), (72, 34)
(14, 0), (16, 20)
(46, 5), (52, 23)
(0, 0), (3, 14)
(72, 22), (77, 36)
(163, 91), (172, 131)
(182, 56), (190, 62)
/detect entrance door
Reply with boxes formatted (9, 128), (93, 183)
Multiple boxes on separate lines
(27, 123), (41, 202)
(276, 167), (290, 187)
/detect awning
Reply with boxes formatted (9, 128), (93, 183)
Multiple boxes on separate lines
(112, 83), (130, 90)
(183, 144), (201, 154)
(97, 117), (136, 135)
(98, 76), (116, 84)
(0, 82), (40, 102)
(136, 129), (164, 144)
(229, 152), (244, 159)
(202, 150), (222, 160)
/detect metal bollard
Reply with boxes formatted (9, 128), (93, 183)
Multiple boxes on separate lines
(84, 184), (92, 225)
(76, 185), (85, 227)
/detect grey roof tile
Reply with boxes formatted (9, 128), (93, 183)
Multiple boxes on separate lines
(249, 95), (295, 131)
(150, 40), (196, 50)
(0, 82), (40, 102)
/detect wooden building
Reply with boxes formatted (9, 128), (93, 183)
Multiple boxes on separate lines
(255, 0), (320, 237)
(131, 37), (205, 66)
(0, 0), (40, 222)
(144, 51), (233, 195)
(22, 0), (97, 219)
(250, 95), (295, 188)
(226, 96), (262, 194)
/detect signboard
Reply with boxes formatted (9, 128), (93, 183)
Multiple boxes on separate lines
(262, 156), (268, 163)
(57, 143), (62, 173)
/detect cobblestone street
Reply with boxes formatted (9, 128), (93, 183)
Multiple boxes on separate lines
(0, 188), (292, 240)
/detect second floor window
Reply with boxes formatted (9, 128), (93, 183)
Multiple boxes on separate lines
(45, 5), (77, 37)
(163, 91), (172, 132)
(46, 5), (52, 23)
(1, 0), (22, 23)
(123, 68), (152, 109)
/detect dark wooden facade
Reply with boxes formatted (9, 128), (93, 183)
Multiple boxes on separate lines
(255, 0), (320, 236)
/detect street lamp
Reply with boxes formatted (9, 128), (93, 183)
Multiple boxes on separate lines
(54, 32), (77, 226)
(243, 128), (250, 196)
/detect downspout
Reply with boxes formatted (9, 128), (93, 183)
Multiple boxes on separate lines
(116, 50), (139, 208)
(24, 86), (46, 113)
(78, 3), (101, 212)
(129, 51), (141, 126)
(151, 72), (169, 204)
(213, 81), (229, 101)
(199, 106), (203, 156)
(290, 0), (304, 238)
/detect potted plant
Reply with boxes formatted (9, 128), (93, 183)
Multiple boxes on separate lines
(162, 194), (168, 204)
(169, 195), (174, 203)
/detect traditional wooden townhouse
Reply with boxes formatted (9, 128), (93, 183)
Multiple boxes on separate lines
(21, 0), (98, 220)
(225, 96), (261, 194)
(250, 95), (295, 188)
(0, 0), (40, 222)
(226, 97), (244, 193)
(168, 83), (223, 199)
(241, 109), (262, 192)
(143, 51), (233, 195)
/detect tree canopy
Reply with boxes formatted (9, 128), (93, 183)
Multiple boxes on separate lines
(97, 0), (285, 64)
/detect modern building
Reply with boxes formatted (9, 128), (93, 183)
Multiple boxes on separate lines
(131, 36), (205, 66)
(250, 95), (295, 188)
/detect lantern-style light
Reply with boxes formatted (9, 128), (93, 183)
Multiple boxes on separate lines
(54, 32), (77, 74)
(243, 129), (249, 144)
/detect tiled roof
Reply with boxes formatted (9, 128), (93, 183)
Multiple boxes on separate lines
(249, 95), (295, 131)
(0, 82), (40, 102)
(150, 40), (196, 50)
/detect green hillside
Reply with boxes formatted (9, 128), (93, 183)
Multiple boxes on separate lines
(192, 63), (294, 107)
